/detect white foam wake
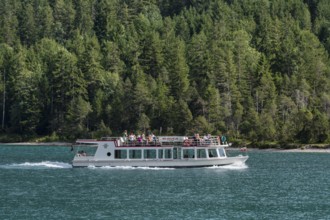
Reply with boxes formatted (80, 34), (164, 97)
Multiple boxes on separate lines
(0, 161), (72, 169)
(208, 162), (248, 170)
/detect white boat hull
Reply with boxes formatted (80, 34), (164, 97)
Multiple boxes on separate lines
(72, 155), (248, 168)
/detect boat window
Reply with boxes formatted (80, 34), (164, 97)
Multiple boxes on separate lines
(164, 149), (172, 159)
(173, 148), (177, 159)
(197, 149), (207, 158)
(74, 145), (97, 156)
(218, 148), (226, 157)
(158, 149), (163, 159)
(183, 149), (194, 158)
(208, 149), (218, 158)
(173, 148), (181, 159)
(115, 150), (127, 159)
(144, 149), (156, 159)
(129, 150), (142, 159)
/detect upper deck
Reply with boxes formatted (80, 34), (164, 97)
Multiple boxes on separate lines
(76, 135), (228, 148)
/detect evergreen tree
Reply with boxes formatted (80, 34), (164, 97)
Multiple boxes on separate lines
(188, 31), (210, 93)
(205, 85), (223, 132)
(0, 43), (15, 130)
(17, 2), (37, 46)
(165, 36), (189, 100)
(64, 95), (92, 139)
(94, 0), (121, 41)
(0, 1), (19, 45)
(254, 55), (277, 113)
(52, 0), (76, 42)
(0, 0), (330, 143)
(10, 68), (41, 134)
(131, 63), (152, 118)
(73, 0), (95, 36)
(34, 0), (54, 40)
(102, 40), (125, 75)
(172, 99), (193, 134)
(139, 31), (164, 78)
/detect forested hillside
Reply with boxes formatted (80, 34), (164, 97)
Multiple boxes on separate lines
(0, 0), (330, 143)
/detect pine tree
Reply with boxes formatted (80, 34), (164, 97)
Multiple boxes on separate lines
(18, 2), (36, 46)
(139, 31), (164, 78)
(65, 95), (92, 138)
(45, 47), (86, 133)
(53, 0), (76, 42)
(165, 36), (189, 100)
(73, 0), (94, 36)
(205, 85), (223, 132)
(188, 31), (210, 93)
(0, 1), (19, 45)
(34, 0), (54, 39)
(102, 40), (125, 75)
(0, 0), (329, 143)
(131, 63), (152, 118)
(172, 99), (193, 134)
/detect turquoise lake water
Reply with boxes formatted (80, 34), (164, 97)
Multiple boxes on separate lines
(0, 145), (330, 220)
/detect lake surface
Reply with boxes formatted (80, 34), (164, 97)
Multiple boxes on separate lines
(0, 145), (329, 220)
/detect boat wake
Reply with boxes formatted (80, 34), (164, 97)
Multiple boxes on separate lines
(208, 162), (248, 170)
(0, 161), (72, 169)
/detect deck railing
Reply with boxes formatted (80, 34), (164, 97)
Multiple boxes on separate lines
(118, 136), (225, 147)
(77, 136), (228, 147)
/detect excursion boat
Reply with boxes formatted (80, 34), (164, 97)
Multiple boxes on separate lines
(72, 136), (248, 168)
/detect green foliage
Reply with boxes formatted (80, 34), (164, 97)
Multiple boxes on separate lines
(136, 113), (150, 133)
(93, 120), (112, 139)
(41, 132), (60, 142)
(0, 0), (330, 144)
(189, 115), (213, 135)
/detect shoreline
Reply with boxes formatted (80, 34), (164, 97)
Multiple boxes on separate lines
(1, 142), (330, 153)
(227, 147), (330, 153)
(275, 148), (330, 153)
(0, 142), (72, 146)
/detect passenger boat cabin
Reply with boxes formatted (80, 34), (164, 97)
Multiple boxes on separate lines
(76, 136), (228, 160)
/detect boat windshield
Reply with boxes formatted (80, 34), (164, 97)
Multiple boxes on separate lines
(219, 148), (226, 157)
(73, 144), (97, 157)
(208, 149), (218, 158)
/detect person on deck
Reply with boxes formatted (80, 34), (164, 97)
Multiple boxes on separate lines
(137, 134), (143, 145)
(142, 133), (146, 144)
(151, 133), (156, 145)
(122, 130), (128, 142)
(221, 135), (227, 145)
(129, 132), (136, 145)
(194, 133), (201, 146)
